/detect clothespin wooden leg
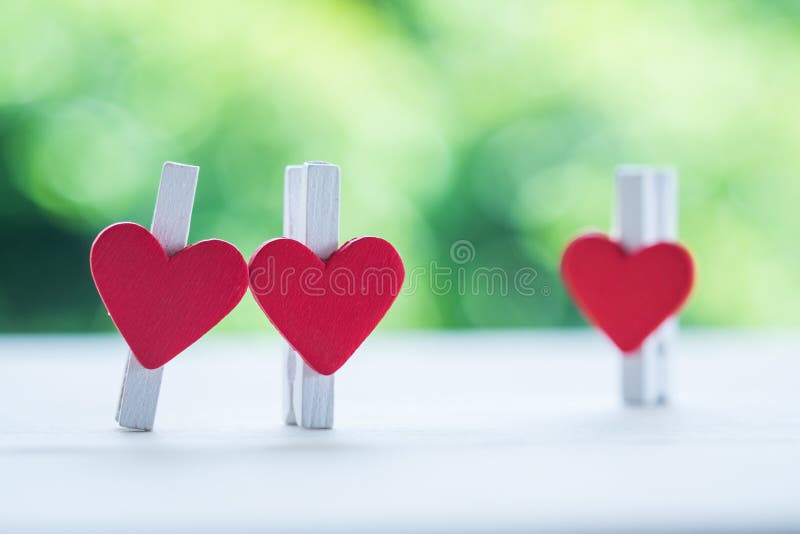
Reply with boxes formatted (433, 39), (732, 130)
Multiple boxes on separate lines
(281, 165), (305, 426)
(115, 162), (199, 430)
(652, 167), (678, 404)
(295, 362), (335, 428)
(282, 162), (339, 429)
(615, 165), (664, 406)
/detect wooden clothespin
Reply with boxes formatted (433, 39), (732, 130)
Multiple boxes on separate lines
(615, 165), (678, 406)
(282, 162), (339, 429)
(561, 167), (692, 405)
(249, 161), (402, 428)
(116, 162), (199, 430)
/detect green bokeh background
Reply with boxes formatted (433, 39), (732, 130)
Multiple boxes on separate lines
(1, 0), (799, 332)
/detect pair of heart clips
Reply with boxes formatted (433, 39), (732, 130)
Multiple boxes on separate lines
(90, 168), (695, 381)
(91, 222), (404, 377)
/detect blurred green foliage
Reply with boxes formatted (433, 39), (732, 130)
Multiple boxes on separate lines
(1, 0), (800, 332)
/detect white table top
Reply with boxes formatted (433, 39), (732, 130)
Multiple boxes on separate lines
(0, 331), (797, 533)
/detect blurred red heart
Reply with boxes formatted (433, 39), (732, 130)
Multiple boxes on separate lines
(90, 222), (248, 369)
(248, 237), (404, 375)
(560, 234), (694, 353)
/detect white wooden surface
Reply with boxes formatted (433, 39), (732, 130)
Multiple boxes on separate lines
(287, 162), (339, 429)
(116, 162), (198, 431)
(615, 165), (667, 405)
(1, 331), (798, 533)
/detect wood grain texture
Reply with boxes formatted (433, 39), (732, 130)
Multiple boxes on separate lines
(92, 223), (248, 369)
(116, 162), (198, 430)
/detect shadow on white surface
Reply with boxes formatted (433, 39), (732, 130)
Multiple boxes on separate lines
(0, 331), (797, 533)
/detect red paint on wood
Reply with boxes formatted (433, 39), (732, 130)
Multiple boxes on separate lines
(249, 237), (404, 375)
(91, 222), (248, 369)
(560, 234), (694, 353)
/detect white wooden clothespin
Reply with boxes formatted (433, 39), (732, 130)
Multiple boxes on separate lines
(116, 162), (199, 430)
(282, 161), (339, 429)
(614, 165), (678, 406)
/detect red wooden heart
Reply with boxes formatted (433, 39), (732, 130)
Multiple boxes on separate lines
(560, 234), (694, 353)
(90, 222), (248, 369)
(248, 237), (404, 375)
